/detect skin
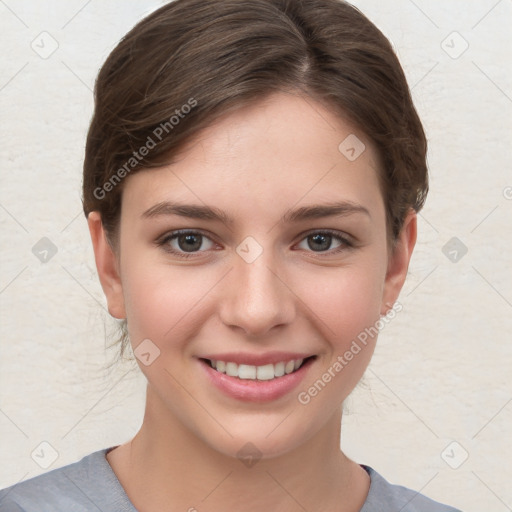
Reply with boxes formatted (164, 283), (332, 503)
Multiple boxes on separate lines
(88, 92), (417, 512)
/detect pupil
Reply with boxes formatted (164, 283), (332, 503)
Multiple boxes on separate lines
(308, 234), (331, 251)
(178, 234), (202, 252)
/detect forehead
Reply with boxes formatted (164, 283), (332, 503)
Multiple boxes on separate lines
(121, 92), (385, 224)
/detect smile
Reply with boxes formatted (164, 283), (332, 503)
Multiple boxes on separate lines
(206, 358), (310, 381)
(198, 352), (317, 402)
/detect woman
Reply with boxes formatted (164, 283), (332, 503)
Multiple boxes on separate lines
(0, 0), (462, 510)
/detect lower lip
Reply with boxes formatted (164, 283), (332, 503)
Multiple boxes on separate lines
(198, 357), (315, 403)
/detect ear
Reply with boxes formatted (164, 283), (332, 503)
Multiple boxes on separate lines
(87, 211), (126, 319)
(380, 209), (417, 315)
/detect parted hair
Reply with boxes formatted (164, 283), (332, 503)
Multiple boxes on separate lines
(82, 0), (428, 356)
(83, 0), (428, 242)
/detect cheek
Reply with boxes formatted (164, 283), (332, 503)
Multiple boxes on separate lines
(120, 254), (216, 349)
(301, 260), (387, 348)
(291, 265), (386, 419)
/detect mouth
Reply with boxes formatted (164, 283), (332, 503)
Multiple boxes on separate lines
(197, 351), (318, 402)
(199, 356), (317, 381)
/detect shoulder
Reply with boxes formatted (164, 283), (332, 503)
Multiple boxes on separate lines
(0, 447), (135, 512)
(361, 465), (463, 512)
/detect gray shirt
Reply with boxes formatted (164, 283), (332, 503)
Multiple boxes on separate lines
(0, 447), (462, 511)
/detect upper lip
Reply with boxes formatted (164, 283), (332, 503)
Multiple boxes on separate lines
(198, 352), (316, 366)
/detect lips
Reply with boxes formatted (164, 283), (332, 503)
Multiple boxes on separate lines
(197, 352), (317, 402)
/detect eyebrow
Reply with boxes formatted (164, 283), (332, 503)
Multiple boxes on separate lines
(141, 200), (371, 224)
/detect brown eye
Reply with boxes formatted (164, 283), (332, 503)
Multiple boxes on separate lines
(296, 230), (352, 254)
(176, 233), (203, 252)
(307, 233), (333, 251)
(158, 230), (216, 256)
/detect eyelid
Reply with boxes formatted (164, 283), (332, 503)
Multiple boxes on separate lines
(156, 228), (354, 258)
(156, 229), (220, 257)
(293, 228), (354, 253)
(295, 228), (354, 244)
(157, 228), (217, 244)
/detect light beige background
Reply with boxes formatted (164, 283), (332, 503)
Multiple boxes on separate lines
(1, 1), (511, 511)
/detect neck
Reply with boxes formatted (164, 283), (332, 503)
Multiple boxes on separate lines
(108, 384), (369, 512)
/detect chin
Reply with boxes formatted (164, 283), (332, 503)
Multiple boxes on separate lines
(190, 406), (329, 465)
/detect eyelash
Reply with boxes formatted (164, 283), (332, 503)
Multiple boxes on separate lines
(156, 229), (354, 259)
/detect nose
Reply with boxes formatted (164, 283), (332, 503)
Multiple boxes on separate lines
(218, 250), (296, 337)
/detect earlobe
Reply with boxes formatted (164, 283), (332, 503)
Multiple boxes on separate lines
(87, 212), (126, 319)
(380, 209), (417, 316)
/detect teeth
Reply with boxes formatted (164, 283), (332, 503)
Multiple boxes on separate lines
(226, 362), (238, 377)
(285, 360), (295, 374)
(274, 362), (285, 377)
(210, 358), (305, 380)
(238, 364), (257, 379)
(256, 364), (274, 381)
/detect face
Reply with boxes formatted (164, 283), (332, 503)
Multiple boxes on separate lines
(90, 92), (415, 460)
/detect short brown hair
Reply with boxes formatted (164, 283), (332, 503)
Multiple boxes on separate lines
(82, 0), (428, 357)
(83, 0), (428, 244)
